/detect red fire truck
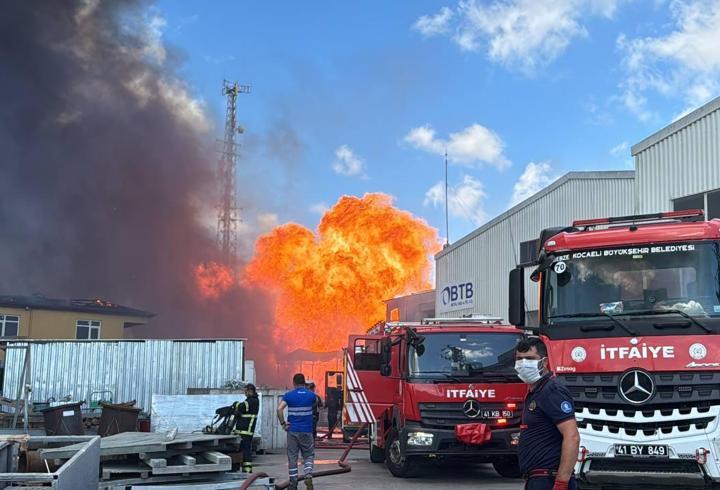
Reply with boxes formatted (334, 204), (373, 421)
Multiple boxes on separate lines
(509, 209), (720, 489)
(344, 318), (527, 478)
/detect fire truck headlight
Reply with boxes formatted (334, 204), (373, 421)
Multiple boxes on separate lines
(407, 432), (434, 446)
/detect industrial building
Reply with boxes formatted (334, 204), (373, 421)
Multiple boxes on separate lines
(436, 96), (720, 322)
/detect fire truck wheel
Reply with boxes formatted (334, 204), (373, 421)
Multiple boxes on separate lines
(385, 429), (419, 477)
(370, 443), (385, 463)
(492, 457), (522, 478)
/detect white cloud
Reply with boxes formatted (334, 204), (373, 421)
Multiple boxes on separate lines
(237, 212), (279, 261)
(404, 123), (509, 169)
(309, 202), (329, 215)
(414, 7), (454, 36)
(609, 141), (629, 156)
(455, 0), (587, 72)
(413, 1), (625, 73)
(331, 145), (366, 177)
(424, 175), (488, 225)
(256, 213), (279, 230)
(588, 0), (624, 18)
(510, 161), (556, 206)
(617, 0), (720, 120)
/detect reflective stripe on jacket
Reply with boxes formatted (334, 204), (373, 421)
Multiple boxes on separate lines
(232, 394), (259, 436)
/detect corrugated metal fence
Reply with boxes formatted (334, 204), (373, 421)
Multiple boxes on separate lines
(3, 339), (245, 414)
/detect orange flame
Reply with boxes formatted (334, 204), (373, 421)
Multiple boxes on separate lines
(244, 193), (441, 352)
(193, 261), (234, 300)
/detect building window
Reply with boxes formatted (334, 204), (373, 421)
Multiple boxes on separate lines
(389, 308), (400, 322)
(519, 239), (540, 266)
(674, 189), (720, 220)
(76, 320), (101, 339)
(708, 190), (720, 220)
(0, 315), (19, 337)
(353, 338), (382, 371)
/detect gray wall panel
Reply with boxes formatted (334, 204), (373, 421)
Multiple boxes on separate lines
(435, 174), (636, 321)
(635, 107), (720, 213)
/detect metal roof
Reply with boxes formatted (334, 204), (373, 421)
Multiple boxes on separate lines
(383, 289), (435, 303)
(0, 295), (155, 318)
(631, 95), (720, 156)
(436, 170), (636, 259)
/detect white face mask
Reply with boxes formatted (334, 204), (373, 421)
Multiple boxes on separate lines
(515, 358), (545, 384)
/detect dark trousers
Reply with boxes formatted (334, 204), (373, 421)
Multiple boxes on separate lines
(327, 409), (338, 436)
(240, 435), (253, 472)
(525, 476), (577, 490)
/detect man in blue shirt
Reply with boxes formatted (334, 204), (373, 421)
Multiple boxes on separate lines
(277, 373), (316, 490)
(516, 338), (580, 490)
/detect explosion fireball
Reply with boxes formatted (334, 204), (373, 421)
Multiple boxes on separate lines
(244, 193), (441, 352)
(193, 262), (234, 300)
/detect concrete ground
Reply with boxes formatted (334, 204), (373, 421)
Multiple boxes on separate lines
(252, 448), (524, 489)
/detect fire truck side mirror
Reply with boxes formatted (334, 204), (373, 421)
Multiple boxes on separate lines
(380, 338), (392, 376)
(509, 266), (525, 327)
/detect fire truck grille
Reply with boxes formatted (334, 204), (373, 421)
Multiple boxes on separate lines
(558, 372), (720, 410)
(558, 372), (720, 436)
(578, 416), (715, 436)
(418, 403), (522, 430)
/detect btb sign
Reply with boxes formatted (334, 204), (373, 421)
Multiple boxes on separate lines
(439, 280), (474, 312)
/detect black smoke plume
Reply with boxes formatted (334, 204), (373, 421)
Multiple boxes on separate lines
(0, 1), (276, 380)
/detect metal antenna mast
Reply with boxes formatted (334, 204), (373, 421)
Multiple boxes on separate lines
(444, 147), (450, 247)
(217, 80), (251, 269)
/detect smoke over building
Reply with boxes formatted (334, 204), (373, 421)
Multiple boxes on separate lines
(0, 0), (272, 354)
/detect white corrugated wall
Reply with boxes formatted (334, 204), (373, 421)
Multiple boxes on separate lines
(435, 173), (636, 321)
(634, 105), (720, 213)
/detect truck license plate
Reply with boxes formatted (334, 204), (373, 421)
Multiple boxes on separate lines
(614, 444), (668, 458)
(481, 409), (514, 419)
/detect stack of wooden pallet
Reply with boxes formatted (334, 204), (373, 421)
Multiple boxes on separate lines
(38, 432), (269, 488)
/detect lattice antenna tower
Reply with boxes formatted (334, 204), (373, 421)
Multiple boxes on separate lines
(217, 80), (251, 269)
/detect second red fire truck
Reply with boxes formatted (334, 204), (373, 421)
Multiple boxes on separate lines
(344, 318), (527, 478)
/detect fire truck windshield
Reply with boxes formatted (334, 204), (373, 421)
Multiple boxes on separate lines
(408, 332), (520, 379)
(543, 241), (720, 336)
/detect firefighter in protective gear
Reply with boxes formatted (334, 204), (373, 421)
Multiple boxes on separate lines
(233, 383), (259, 473)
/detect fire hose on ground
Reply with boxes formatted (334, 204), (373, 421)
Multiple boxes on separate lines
(240, 422), (369, 490)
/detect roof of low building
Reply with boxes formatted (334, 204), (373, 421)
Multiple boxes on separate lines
(383, 289), (435, 303)
(0, 295), (155, 318)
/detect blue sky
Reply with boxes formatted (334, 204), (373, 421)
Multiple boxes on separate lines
(156, 0), (720, 245)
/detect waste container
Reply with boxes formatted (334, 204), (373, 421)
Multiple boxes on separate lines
(41, 402), (85, 436)
(98, 401), (140, 437)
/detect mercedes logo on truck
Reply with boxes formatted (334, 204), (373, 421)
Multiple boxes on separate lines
(618, 369), (655, 405)
(463, 399), (481, 418)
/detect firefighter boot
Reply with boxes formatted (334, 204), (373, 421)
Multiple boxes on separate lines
(288, 478), (298, 490)
(304, 477), (314, 490)
(242, 462), (252, 473)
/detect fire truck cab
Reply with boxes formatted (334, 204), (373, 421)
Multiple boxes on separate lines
(509, 209), (720, 489)
(345, 318), (527, 478)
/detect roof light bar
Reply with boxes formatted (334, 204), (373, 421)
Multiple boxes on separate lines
(573, 209), (704, 227)
(422, 316), (504, 325)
